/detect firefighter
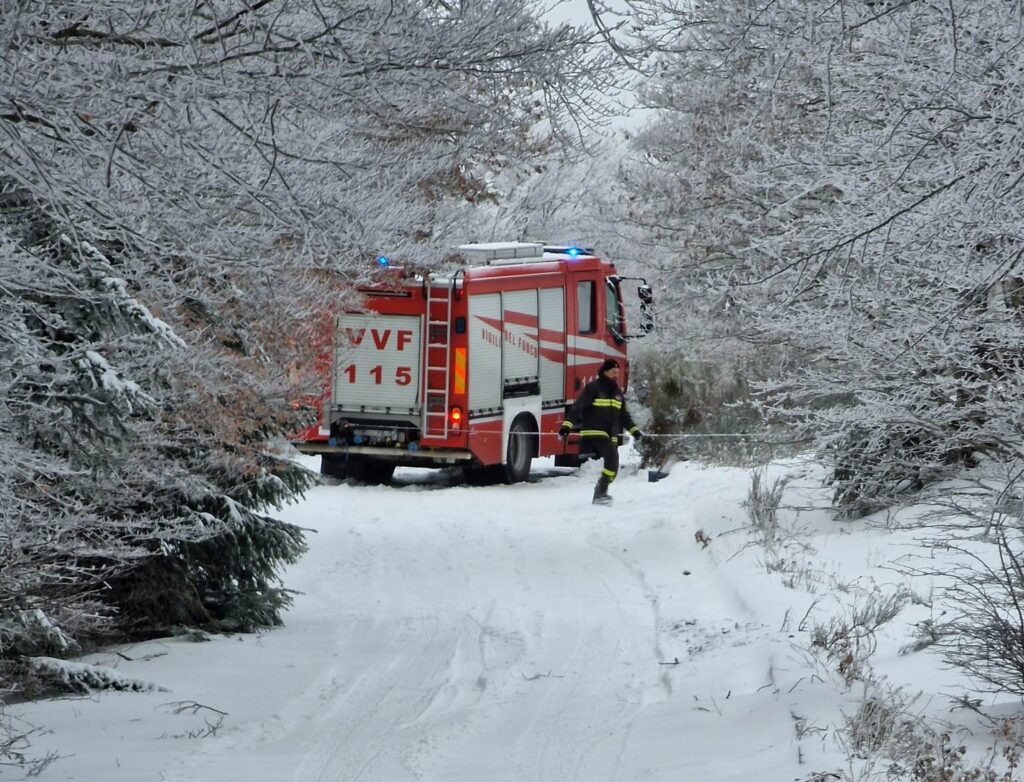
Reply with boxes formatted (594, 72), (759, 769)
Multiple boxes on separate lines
(558, 358), (642, 505)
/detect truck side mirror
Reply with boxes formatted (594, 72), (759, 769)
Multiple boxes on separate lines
(637, 285), (654, 335)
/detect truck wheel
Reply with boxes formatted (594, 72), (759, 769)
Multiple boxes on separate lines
(361, 460), (396, 486)
(503, 416), (535, 484)
(321, 454), (351, 479)
(320, 456), (393, 485)
(462, 464), (494, 486)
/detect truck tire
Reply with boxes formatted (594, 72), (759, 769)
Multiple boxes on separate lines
(462, 464), (493, 486)
(361, 460), (396, 486)
(320, 455), (394, 485)
(502, 416), (535, 484)
(321, 454), (352, 479)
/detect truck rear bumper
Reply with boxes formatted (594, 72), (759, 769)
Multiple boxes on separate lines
(292, 441), (474, 466)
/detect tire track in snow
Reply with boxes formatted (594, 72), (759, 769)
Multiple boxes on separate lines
(292, 614), (457, 782)
(481, 512), (659, 782)
(591, 498), (780, 702)
(510, 623), (648, 782)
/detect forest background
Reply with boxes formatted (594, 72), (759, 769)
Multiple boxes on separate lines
(4, 1), (1024, 777)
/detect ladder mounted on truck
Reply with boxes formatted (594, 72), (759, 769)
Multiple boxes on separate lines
(419, 243), (543, 438)
(422, 275), (457, 439)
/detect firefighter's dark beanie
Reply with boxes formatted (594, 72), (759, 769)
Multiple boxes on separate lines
(599, 358), (619, 375)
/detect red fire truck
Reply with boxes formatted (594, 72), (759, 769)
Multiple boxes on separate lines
(292, 242), (653, 483)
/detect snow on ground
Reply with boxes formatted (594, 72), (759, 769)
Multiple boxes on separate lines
(6, 453), (1016, 781)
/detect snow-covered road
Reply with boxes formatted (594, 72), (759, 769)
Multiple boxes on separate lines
(16, 457), (855, 781)
(287, 472), (676, 782)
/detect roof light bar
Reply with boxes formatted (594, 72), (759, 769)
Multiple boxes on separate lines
(455, 242), (545, 264)
(543, 244), (595, 257)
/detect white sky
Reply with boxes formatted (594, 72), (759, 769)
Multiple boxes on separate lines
(543, 0), (597, 27)
(542, 0), (653, 132)
(7, 453), (1018, 781)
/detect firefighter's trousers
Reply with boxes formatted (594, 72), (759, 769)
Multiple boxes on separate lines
(584, 435), (619, 498)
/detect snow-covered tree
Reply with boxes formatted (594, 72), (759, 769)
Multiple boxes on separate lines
(1, 0), (616, 269)
(0, 200), (309, 674)
(616, 0), (1024, 505)
(591, 0), (824, 458)
(1, 0), (620, 414)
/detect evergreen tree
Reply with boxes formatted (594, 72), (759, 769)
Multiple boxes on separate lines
(0, 188), (310, 686)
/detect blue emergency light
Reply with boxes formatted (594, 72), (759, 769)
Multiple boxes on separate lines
(565, 247), (582, 257)
(376, 255), (390, 267)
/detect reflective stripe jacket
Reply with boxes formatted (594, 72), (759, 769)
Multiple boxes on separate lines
(563, 376), (639, 440)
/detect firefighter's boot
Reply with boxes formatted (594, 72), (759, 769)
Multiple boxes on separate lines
(592, 475), (612, 505)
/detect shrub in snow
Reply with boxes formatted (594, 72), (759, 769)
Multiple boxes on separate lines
(743, 468), (790, 553)
(109, 508), (307, 635)
(28, 657), (166, 696)
(942, 530), (1024, 697)
(0, 611), (80, 659)
(825, 421), (978, 521)
(0, 709), (57, 776)
(839, 685), (1023, 781)
(844, 688), (924, 763)
(627, 345), (783, 467)
(810, 588), (910, 686)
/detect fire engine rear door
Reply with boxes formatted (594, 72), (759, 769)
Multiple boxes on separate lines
(333, 313), (422, 414)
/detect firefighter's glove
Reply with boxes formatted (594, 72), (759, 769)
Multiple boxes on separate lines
(558, 422), (573, 440)
(630, 427), (643, 442)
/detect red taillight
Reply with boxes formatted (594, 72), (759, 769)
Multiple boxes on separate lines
(450, 406), (463, 431)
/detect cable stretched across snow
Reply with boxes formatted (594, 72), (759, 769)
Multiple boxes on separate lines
(522, 431), (793, 439)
